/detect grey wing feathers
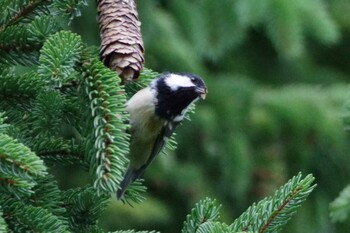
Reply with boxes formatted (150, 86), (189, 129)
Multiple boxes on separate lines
(117, 121), (179, 199)
(146, 121), (179, 165)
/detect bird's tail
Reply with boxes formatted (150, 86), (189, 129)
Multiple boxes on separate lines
(117, 168), (133, 199)
(117, 167), (145, 199)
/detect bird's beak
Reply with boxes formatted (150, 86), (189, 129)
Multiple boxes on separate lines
(196, 87), (208, 100)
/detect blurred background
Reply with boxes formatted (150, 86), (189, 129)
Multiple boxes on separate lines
(66, 0), (350, 232)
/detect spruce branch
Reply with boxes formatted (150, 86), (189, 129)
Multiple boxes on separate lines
(0, 208), (7, 232)
(26, 90), (81, 164)
(181, 198), (253, 233)
(30, 135), (79, 164)
(330, 184), (350, 223)
(0, 113), (9, 134)
(0, 48), (39, 66)
(0, 23), (41, 66)
(0, 69), (44, 99)
(182, 198), (222, 233)
(182, 174), (315, 233)
(77, 225), (105, 233)
(30, 174), (67, 220)
(31, 91), (65, 136)
(124, 68), (158, 98)
(38, 31), (83, 87)
(120, 179), (147, 205)
(0, 11), (59, 66)
(229, 173), (316, 233)
(0, 24), (35, 51)
(37, 149), (82, 164)
(82, 55), (129, 195)
(0, 194), (70, 233)
(265, 0), (304, 58)
(0, 0), (49, 32)
(50, 0), (88, 21)
(62, 186), (109, 230)
(195, 222), (230, 233)
(0, 133), (47, 197)
(97, 0), (144, 83)
(112, 231), (159, 233)
(27, 15), (59, 42)
(0, 15), (56, 51)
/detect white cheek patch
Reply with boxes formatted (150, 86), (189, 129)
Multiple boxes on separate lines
(165, 74), (195, 91)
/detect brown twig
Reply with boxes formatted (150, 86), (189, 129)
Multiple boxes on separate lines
(0, 0), (48, 33)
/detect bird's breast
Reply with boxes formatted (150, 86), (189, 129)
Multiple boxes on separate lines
(126, 87), (166, 169)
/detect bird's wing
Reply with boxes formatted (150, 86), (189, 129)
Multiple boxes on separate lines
(137, 121), (179, 176)
(117, 121), (179, 199)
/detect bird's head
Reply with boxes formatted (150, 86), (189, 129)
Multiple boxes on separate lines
(151, 73), (207, 121)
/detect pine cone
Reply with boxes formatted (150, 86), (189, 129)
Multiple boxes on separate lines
(98, 0), (144, 83)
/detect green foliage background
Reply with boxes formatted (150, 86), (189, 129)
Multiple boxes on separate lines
(1, 0), (350, 232)
(65, 0), (350, 232)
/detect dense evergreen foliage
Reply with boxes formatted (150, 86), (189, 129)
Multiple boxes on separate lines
(1, 0), (350, 232)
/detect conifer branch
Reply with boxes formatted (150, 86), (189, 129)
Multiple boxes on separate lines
(30, 175), (66, 218)
(0, 208), (7, 232)
(82, 55), (129, 195)
(0, 0), (49, 33)
(0, 70), (44, 101)
(0, 113), (9, 134)
(0, 133), (47, 197)
(0, 194), (69, 232)
(38, 31), (83, 87)
(0, 14), (59, 66)
(330, 184), (350, 223)
(182, 198), (222, 233)
(229, 173), (316, 233)
(0, 43), (41, 54)
(195, 222), (231, 233)
(182, 173), (315, 233)
(51, 0), (88, 21)
(38, 149), (81, 159)
(62, 186), (109, 230)
(0, 49), (39, 66)
(112, 231), (159, 233)
(0, 0), (327, 231)
(181, 198), (253, 233)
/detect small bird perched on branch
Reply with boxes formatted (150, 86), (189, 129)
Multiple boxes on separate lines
(117, 72), (207, 199)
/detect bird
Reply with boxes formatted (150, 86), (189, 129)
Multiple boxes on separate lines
(117, 72), (207, 199)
